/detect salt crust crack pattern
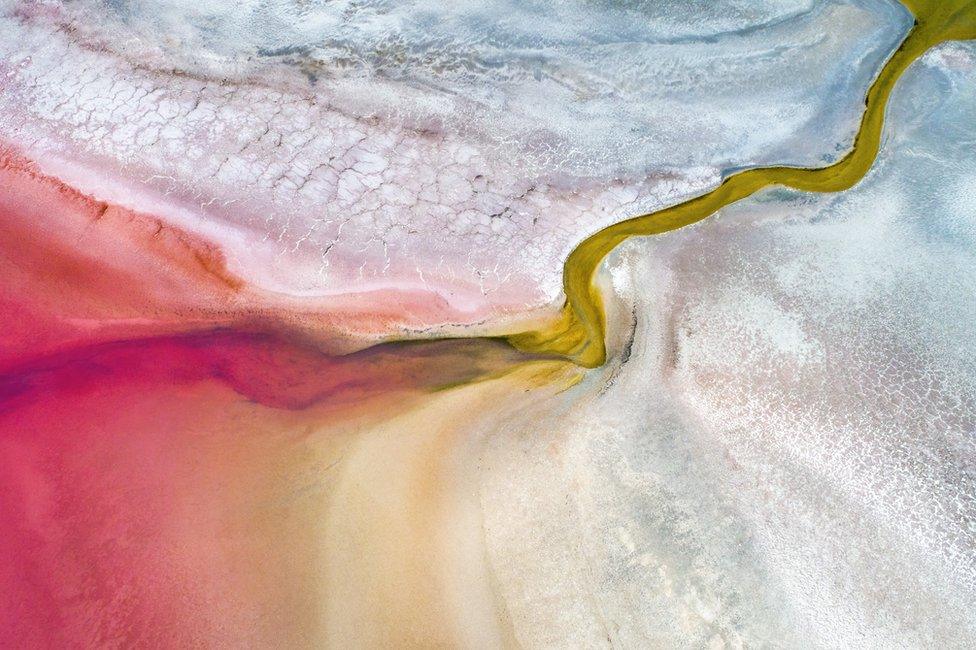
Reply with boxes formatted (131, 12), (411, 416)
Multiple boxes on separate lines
(0, 0), (908, 331)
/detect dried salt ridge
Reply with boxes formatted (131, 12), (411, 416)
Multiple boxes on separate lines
(0, 0), (909, 339)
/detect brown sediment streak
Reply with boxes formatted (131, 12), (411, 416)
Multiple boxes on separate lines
(507, 0), (976, 369)
(0, 147), (244, 291)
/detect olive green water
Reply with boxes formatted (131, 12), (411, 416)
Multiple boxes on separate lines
(507, 0), (976, 368)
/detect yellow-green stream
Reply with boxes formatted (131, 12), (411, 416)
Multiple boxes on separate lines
(508, 0), (976, 368)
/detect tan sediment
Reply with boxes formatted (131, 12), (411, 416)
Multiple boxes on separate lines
(318, 361), (579, 648)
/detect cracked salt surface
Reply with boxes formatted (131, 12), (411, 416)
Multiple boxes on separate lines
(0, 0), (910, 335)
